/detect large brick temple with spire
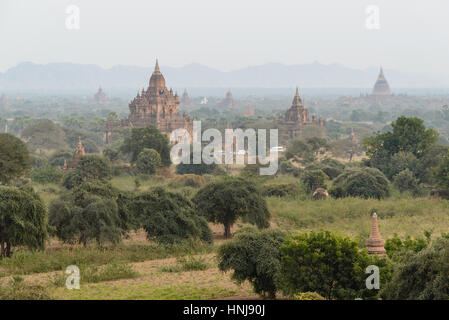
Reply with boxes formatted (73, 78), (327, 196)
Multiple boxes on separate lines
(371, 67), (392, 97)
(103, 60), (193, 144)
(278, 88), (325, 139)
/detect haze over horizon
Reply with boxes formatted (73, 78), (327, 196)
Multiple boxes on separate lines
(1, 0), (448, 78)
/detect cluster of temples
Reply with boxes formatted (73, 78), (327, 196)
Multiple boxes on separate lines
(103, 60), (193, 144)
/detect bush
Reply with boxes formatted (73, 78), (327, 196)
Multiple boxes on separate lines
(294, 292), (326, 300)
(279, 161), (301, 177)
(300, 169), (328, 194)
(381, 238), (449, 300)
(131, 187), (212, 245)
(393, 169), (420, 194)
(0, 276), (51, 300)
(280, 230), (390, 300)
(261, 183), (299, 197)
(136, 148), (161, 175)
(61, 170), (83, 189)
(217, 227), (286, 298)
(172, 174), (206, 188)
(31, 165), (63, 184)
(333, 167), (390, 199)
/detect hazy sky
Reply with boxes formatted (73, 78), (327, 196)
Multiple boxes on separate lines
(1, 0), (448, 76)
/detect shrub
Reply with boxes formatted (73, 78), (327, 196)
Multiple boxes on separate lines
(300, 169), (328, 194)
(0, 133), (31, 184)
(280, 230), (390, 300)
(261, 183), (299, 197)
(381, 238), (449, 300)
(31, 165), (63, 184)
(294, 292), (326, 300)
(136, 148), (161, 175)
(172, 174), (206, 188)
(279, 161), (301, 177)
(393, 169), (419, 194)
(0, 276), (50, 300)
(333, 167), (390, 199)
(131, 187), (212, 245)
(217, 227), (286, 298)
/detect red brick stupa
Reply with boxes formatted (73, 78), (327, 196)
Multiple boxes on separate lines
(366, 212), (386, 256)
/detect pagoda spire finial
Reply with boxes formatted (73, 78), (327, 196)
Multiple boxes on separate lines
(155, 58), (160, 73)
(295, 86), (299, 97)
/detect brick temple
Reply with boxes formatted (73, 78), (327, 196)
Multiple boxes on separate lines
(103, 60), (193, 144)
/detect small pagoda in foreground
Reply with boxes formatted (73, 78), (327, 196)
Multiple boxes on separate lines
(366, 212), (386, 256)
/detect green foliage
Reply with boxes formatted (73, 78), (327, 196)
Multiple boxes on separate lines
(121, 125), (171, 166)
(82, 262), (138, 283)
(363, 116), (440, 182)
(333, 167), (390, 199)
(136, 148), (161, 175)
(217, 226), (286, 298)
(381, 238), (449, 300)
(172, 174), (206, 188)
(279, 160), (301, 177)
(0, 186), (48, 257)
(48, 150), (72, 167)
(294, 292), (326, 300)
(130, 187), (212, 245)
(49, 182), (127, 246)
(280, 230), (388, 300)
(76, 155), (112, 182)
(261, 183), (299, 197)
(0, 133), (31, 184)
(306, 158), (345, 180)
(31, 155), (48, 169)
(393, 169), (420, 194)
(193, 178), (270, 238)
(31, 165), (63, 184)
(21, 119), (68, 152)
(61, 170), (83, 190)
(103, 147), (120, 162)
(300, 169), (328, 194)
(384, 233), (430, 261)
(433, 150), (449, 191)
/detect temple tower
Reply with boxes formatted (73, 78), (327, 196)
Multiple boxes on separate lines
(372, 67), (392, 97)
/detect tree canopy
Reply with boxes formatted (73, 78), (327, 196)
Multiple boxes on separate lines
(193, 178), (270, 238)
(121, 125), (171, 166)
(0, 133), (31, 185)
(0, 186), (48, 257)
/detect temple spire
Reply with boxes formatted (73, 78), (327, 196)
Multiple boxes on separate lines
(295, 86), (300, 97)
(154, 59), (160, 73)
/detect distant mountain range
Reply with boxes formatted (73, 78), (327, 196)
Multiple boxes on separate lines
(0, 61), (447, 93)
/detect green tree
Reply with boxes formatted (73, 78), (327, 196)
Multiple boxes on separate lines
(121, 125), (171, 166)
(217, 226), (285, 298)
(333, 167), (390, 199)
(280, 230), (388, 300)
(381, 238), (449, 300)
(193, 178), (270, 238)
(49, 182), (126, 246)
(0, 133), (31, 185)
(433, 150), (449, 191)
(300, 169), (328, 194)
(393, 169), (420, 194)
(131, 187), (212, 244)
(31, 165), (63, 184)
(76, 155), (112, 182)
(0, 186), (48, 257)
(136, 148), (161, 175)
(21, 119), (68, 152)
